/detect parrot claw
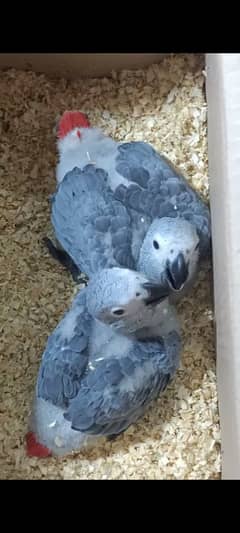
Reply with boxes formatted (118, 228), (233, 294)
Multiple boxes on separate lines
(43, 237), (82, 283)
(107, 432), (124, 442)
(107, 435), (119, 442)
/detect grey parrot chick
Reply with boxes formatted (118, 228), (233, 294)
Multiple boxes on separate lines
(26, 267), (181, 458)
(45, 110), (211, 301)
(47, 164), (202, 302)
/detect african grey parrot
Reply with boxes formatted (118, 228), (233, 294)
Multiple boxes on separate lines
(26, 267), (181, 457)
(47, 162), (201, 302)
(45, 110), (211, 299)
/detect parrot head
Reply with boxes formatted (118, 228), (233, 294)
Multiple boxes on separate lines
(138, 216), (200, 293)
(86, 267), (171, 332)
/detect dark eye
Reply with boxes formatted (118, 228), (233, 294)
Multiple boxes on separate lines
(136, 292), (140, 297)
(153, 240), (160, 250)
(112, 308), (125, 316)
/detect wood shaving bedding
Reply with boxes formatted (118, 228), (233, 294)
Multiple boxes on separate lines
(0, 53), (220, 479)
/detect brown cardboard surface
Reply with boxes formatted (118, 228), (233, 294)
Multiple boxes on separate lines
(0, 54), (166, 78)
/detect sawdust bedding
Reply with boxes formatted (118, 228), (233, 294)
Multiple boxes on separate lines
(0, 54), (220, 479)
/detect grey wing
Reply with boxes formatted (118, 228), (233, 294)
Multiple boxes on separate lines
(37, 289), (91, 408)
(51, 165), (136, 277)
(64, 330), (181, 436)
(113, 142), (211, 259)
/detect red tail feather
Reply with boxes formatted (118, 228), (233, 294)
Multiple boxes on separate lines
(26, 431), (52, 458)
(57, 111), (90, 139)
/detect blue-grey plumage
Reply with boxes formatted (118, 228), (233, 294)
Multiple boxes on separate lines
(27, 268), (181, 457)
(51, 113), (211, 298)
(57, 118), (211, 257)
(51, 164), (203, 300)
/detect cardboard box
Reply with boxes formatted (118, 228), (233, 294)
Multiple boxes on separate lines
(2, 52), (238, 479)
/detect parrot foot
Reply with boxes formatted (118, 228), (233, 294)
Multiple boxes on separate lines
(107, 435), (119, 442)
(43, 237), (82, 283)
(107, 432), (125, 442)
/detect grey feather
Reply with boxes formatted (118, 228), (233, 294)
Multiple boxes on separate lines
(51, 165), (145, 276)
(56, 127), (211, 261)
(65, 331), (180, 436)
(51, 127), (211, 298)
(29, 268), (181, 455)
(114, 142), (211, 259)
(37, 289), (90, 408)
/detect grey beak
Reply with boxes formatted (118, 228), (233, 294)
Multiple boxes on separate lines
(142, 282), (170, 305)
(166, 253), (189, 291)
